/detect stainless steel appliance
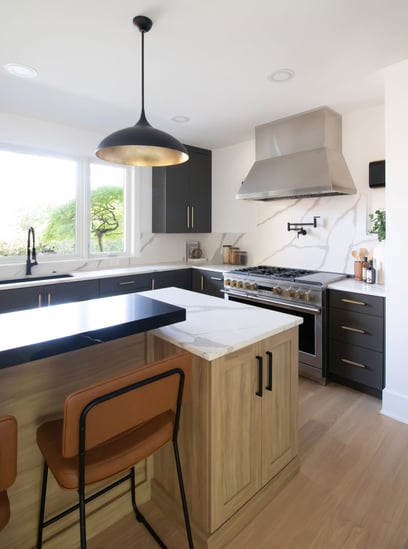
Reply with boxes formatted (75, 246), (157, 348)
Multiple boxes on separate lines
(223, 266), (346, 384)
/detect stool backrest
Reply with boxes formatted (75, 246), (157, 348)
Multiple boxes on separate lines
(62, 353), (192, 458)
(0, 416), (17, 492)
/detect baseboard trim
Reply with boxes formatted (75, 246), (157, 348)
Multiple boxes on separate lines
(381, 388), (408, 424)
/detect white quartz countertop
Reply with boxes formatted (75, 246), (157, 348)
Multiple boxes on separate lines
(140, 287), (302, 361)
(328, 278), (385, 297)
(0, 263), (230, 290)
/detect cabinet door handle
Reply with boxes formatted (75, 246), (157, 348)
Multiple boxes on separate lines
(200, 275), (204, 291)
(151, 278), (155, 290)
(256, 355), (263, 397)
(265, 351), (273, 391)
(341, 358), (366, 369)
(191, 206), (194, 229)
(119, 280), (136, 286)
(47, 292), (51, 306)
(210, 276), (223, 281)
(187, 206), (190, 229)
(341, 325), (366, 334)
(341, 298), (366, 306)
(38, 293), (42, 308)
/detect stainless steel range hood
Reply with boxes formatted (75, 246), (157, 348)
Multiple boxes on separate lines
(236, 107), (356, 201)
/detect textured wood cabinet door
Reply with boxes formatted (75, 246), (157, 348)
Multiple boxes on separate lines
(257, 332), (298, 487)
(210, 344), (261, 530)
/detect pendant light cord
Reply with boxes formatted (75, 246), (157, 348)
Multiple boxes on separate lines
(138, 26), (149, 126)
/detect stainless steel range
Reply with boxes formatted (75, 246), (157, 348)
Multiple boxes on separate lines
(223, 266), (346, 384)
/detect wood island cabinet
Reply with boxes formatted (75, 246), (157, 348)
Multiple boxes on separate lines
(148, 326), (299, 548)
(152, 145), (212, 233)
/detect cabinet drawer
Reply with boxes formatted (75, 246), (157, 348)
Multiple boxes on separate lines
(329, 290), (384, 317)
(329, 308), (383, 352)
(99, 274), (152, 296)
(329, 341), (384, 390)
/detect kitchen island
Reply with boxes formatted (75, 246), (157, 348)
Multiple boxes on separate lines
(141, 288), (302, 549)
(0, 288), (301, 548)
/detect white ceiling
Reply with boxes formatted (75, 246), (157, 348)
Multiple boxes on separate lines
(1, 0), (408, 150)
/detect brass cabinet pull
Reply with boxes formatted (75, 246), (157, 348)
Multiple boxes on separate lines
(341, 298), (366, 306)
(341, 325), (366, 334)
(151, 278), (155, 290)
(119, 280), (136, 286)
(38, 293), (42, 308)
(47, 292), (51, 306)
(200, 275), (204, 291)
(210, 276), (223, 281)
(341, 358), (366, 369)
(191, 206), (194, 229)
(187, 206), (190, 229)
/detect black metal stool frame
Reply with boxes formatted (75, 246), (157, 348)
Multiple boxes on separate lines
(37, 367), (194, 549)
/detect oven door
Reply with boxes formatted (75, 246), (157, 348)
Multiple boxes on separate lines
(224, 291), (325, 382)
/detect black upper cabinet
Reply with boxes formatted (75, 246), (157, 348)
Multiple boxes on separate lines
(152, 145), (212, 233)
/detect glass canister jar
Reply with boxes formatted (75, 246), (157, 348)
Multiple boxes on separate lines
(229, 247), (240, 264)
(235, 251), (248, 265)
(222, 245), (232, 264)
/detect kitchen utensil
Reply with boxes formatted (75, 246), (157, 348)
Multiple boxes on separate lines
(352, 250), (358, 259)
(359, 248), (368, 260)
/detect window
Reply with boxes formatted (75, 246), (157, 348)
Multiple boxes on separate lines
(0, 146), (132, 261)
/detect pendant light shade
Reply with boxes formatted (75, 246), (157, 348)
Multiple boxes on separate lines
(96, 15), (189, 167)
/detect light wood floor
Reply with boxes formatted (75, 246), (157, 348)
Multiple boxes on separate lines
(88, 378), (408, 549)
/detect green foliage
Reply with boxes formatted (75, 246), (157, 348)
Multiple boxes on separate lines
(90, 186), (123, 252)
(369, 209), (386, 242)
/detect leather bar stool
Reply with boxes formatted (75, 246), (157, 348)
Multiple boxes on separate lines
(36, 353), (194, 548)
(0, 415), (17, 531)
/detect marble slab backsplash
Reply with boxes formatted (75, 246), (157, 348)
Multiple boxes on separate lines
(135, 191), (384, 282)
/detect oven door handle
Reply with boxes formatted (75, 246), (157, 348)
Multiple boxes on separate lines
(222, 289), (321, 314)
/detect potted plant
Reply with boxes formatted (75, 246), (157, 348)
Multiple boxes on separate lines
(369, 209), (386, 242)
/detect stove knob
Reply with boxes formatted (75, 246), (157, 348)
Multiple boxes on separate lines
(273, 286), (282, 295)
(238, 280), (244, 289)
(230, 279), (237, 287)
(244, 281), (251, 289)
(225, 279), (231, 286)
(283, 287), (293, 298)
(294, 288), (304, 299)
(250, 282), (258, 291)
(304, 290), (312, 302)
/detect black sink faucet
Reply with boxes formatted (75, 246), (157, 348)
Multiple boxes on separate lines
(26, 226), (38, 275)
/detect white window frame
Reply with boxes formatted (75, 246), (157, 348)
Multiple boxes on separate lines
(0, 144), (137, 263)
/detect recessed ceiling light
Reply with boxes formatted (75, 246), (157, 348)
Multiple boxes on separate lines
(268, 69), (295, 83)
(4, 63), (38, 79)
(171, 115), (190, 123)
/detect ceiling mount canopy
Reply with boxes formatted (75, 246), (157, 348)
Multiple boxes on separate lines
(96, 15), (189, 167)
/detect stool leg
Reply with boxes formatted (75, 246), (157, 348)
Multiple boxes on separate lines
(130, 467), (167, 548)
(173, 439), (194, 549)
(78, 483), (87, 548)
(37, 462), (49, 549)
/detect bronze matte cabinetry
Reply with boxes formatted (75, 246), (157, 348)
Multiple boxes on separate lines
(152, 145), (212, 233)
(328, 289), (385, 397)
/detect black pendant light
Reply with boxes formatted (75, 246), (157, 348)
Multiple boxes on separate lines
(96, 15), (189, 167)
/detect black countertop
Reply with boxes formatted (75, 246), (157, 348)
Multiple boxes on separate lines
(0, 293), (186, 369)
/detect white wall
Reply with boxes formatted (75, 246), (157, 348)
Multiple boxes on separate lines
(381, 60), (408, 423)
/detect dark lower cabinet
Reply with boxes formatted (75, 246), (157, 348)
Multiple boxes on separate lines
(192, 269), (224, 298)
(0, 280), (99, 313)
(152, 269), (192, 290)
(328, 289), (385, 398)
(99, 273), (152, 296)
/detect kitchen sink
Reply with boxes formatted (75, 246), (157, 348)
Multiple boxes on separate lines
(0, 274), (73, 285)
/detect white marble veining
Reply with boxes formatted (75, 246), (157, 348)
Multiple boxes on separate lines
(140, 287), (302, 361)
(328, 278), (386, 297)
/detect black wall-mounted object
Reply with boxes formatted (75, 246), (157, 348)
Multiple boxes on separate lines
(369, 160), (385, 188)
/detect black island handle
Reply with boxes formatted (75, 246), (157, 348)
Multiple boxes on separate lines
(256, 355), (263, 397)
(266, 351), (273, 391)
